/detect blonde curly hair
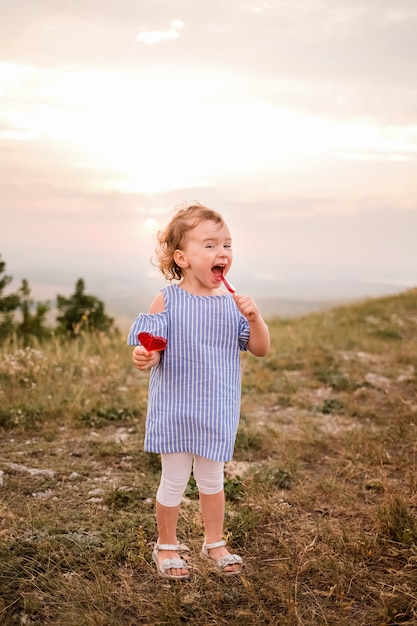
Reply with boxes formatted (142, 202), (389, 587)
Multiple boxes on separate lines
(155, 203), (224, 280)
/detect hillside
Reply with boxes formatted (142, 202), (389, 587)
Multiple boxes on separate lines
(0, 288), (416, 625)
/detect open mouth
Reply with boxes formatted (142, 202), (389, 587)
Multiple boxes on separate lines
(212, 265), (225, 280)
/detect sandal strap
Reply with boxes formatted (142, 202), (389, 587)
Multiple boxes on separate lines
(217, 554), (243, 568)
(155, 542), (189, 552)
(203, 540), (226, 550)
(159, 557), (189, 573)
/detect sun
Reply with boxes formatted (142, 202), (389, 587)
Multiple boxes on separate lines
(3, 63), (409, 198)
(144, 218), (159, 234)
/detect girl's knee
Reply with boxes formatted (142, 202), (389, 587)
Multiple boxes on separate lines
(156, 452), (193, 506)
(156, 474), (189, 507)
(193, 456), (224, 495)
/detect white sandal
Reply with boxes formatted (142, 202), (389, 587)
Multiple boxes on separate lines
(152, 542), (191, 580)
(201, 540), (243, 576)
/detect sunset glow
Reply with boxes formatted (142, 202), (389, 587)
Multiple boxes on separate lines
(1, 2), (416, 311)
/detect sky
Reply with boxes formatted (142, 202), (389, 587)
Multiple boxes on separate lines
(1, 0), (416, 319)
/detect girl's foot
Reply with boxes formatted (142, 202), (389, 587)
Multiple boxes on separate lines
(152, 542), (190, 579)
(202, 540), (243, 575)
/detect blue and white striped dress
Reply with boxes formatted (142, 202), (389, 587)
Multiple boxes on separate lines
(127, 284), (250, 461)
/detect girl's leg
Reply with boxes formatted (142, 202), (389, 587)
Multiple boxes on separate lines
(194, 456), (241, 573)
(155, 452), (193, 576)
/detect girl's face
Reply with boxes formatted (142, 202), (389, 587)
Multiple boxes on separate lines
(174, 219), (233, 294)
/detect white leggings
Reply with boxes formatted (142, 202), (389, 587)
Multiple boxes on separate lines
(156, 452), (225, 507)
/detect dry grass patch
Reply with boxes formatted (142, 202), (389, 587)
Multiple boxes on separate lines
(1, 288), (416, 624)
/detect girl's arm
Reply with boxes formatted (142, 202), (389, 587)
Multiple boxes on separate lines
(148, 291), (165, 314)
(233, 293), (270, 357)
(132, 292), (166, 370)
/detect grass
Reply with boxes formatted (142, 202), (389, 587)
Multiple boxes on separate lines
(1, 288), (416, 625)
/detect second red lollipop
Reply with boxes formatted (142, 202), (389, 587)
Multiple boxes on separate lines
(138, 332), (167, 351)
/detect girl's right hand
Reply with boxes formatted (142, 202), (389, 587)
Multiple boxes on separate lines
(132, 345), (161, 370)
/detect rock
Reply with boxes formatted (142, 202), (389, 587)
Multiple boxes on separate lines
(4, 462), (56, 478)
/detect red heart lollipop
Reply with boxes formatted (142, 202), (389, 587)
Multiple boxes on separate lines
(138, 332), (167, 352)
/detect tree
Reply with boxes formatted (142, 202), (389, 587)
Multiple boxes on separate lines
(0, 258), (52, 343)
(0, 256), (20, 340)
(17, 279), (51, 344)
(0, 256), (20, 312)
(56, 278), (115, 337)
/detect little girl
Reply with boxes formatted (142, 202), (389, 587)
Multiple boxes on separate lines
(127, 203), (270, 579)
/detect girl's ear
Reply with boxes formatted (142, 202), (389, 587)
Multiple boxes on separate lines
(174, 249), (189, 269)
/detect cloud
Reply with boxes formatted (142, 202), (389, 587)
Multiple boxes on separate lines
(0, 2), (416, 124)
(251, 2), (272, 13)
(0, 0), (416, 303)
(136, 19), (184, 45)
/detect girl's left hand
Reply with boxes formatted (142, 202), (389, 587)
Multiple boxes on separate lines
(233, 293), (260, 323)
